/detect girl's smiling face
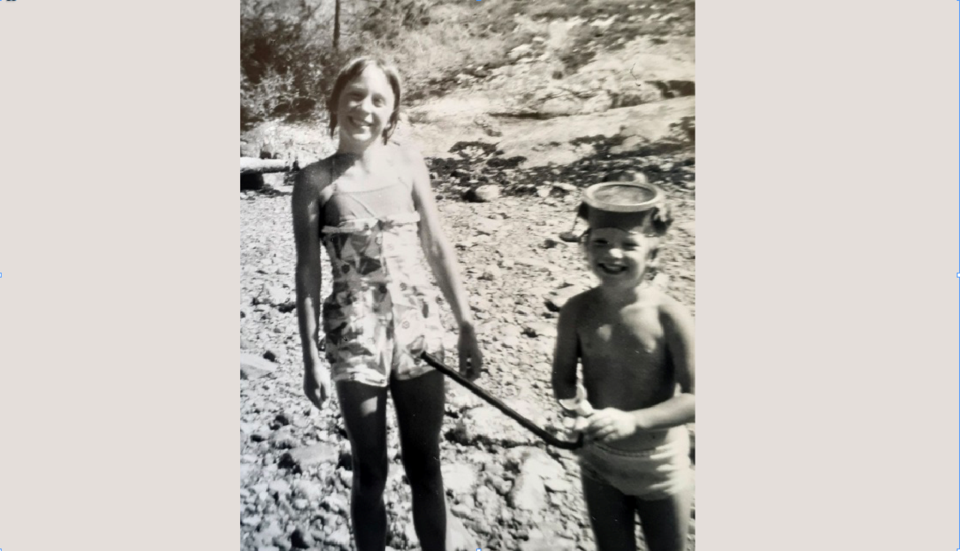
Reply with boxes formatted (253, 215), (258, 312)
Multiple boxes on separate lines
(336, 66), (396, 146)
(584, 228), (657, 286)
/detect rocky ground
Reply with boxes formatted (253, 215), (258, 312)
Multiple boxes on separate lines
(241, 4), (695, 549)
(240, 144), (696, 551)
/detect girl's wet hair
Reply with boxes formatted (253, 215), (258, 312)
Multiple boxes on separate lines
(327, 56), (403, 144)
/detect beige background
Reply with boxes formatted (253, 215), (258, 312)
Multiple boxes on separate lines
(1, 0), (958, 549)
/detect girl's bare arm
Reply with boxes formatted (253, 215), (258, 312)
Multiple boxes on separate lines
(405, 145), (483, 378)
(292, 164), (328, 407)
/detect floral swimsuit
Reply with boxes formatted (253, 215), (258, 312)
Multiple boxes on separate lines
(319, 179), (444, 387)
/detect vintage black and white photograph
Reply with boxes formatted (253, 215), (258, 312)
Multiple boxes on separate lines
(240, 1), (696, 549)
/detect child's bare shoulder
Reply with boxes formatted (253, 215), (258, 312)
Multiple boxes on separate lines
(653, 289), (694, 331)
(560, 288), (600, 318)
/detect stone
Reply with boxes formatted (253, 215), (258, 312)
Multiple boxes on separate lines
(240, 140), (260, 158)
(449, 405), (538, 447)
(475, 217), (503, 235)
(338, 468), (353, 487)
(290, 479), (323, 501)
(241, 353), (276, 380)
(445, 510), (478, 551)
(515, 257), (552, 271)
(488, 475), (512, 495)
(255, 519), (284, 545)
(324, 524), (352, 550)
(321, 493), (349, 514)
(508, 43), (533, 60)
(523, 322), (556, 339)
(521, 537), (578, 551)
(441, 462), (478, 495)
(278, 442), (338, 472)
(446, 384), (483, 413)
(451, 503), (472, 518)
(509, 471), (547, 512)
(263, 173), (285, 189)
(479, 264), (502, 281)
(465, 184), (501, 203)
(510, 447), (566, 481)
(290, 525), (314, 549)
(267, 479), (291, 496)
(475, 484), (501, 514)
(270, 426), (298, 449)
(250, 427), (271, 443)
(544, 477), (574, 493)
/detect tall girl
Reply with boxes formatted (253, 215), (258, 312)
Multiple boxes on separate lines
(292, 57), (483, 551)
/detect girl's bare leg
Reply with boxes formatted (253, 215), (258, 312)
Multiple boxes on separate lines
(391, 371), (447, 551)
(336, 380), (389, 551)
(582, 474), (638, 551)
(634, 485), (693, 551)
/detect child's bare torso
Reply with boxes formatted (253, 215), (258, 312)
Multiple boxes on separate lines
(576, 286), (679, 449)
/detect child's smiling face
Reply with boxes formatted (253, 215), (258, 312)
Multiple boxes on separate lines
(585, 228), (657, 287)
(337, 66), (396, 145)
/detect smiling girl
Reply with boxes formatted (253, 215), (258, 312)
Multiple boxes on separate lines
(292, 57), (483, 551)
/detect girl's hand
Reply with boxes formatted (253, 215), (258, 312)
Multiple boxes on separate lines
(457, 323), (483, 382)
(303, 361), (330, 410)
(584, 408), (637, 443)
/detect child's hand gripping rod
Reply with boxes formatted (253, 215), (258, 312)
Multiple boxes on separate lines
(421, 352), (584, 450)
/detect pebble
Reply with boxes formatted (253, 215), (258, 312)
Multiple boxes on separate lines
(278, 442), (338, 472)
(270, 426), (298, 449)
(441, 462), (478, 495)
(240, 353), (277, 380)
(290, 526), (313, 549)
(321, 494), (349, 515)
(325, 524), (352, 550)
(509, 471), (547, 512)
(268, 479), (291, 496)
(465, 184), (501, 202)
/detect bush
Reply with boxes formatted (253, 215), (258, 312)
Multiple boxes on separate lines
(240, 0), (356, 130)
(239, 0), (543, 130)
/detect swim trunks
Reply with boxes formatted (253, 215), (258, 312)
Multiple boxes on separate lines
(578, 426), (693, 500)
(319, 183), (445, 387)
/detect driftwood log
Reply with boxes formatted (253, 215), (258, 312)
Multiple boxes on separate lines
(240, 157), (298, 175)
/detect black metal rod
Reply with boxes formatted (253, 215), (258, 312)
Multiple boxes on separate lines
(421, 352), (583, 450)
